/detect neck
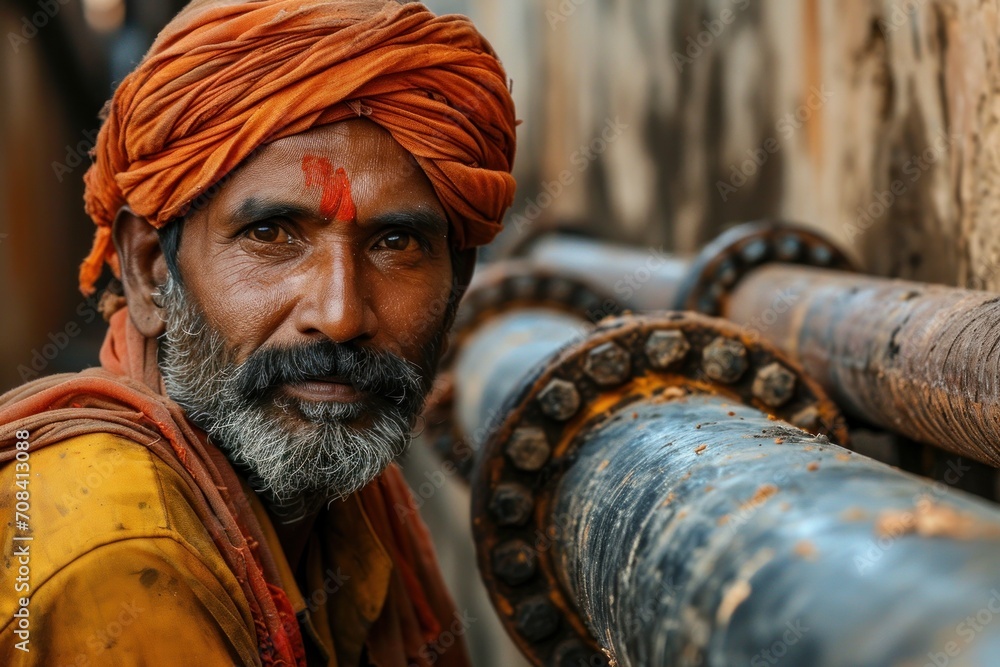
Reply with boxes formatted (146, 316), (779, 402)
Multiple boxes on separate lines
(264, 496), (325, 569)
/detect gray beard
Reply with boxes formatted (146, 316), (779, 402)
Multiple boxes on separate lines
(156, 274), (435, 520)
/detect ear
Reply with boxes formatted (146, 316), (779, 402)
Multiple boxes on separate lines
(451, 247), (477, 300)
(438, 248), (477, 359)
(112, 207), (169, 338)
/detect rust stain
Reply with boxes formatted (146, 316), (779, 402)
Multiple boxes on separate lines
(740, 484), (779, 511)
(695, 444), (708, 455)
(716, 580), (752, 624)
(301, 155), (357, 221)
(794, 540), (818, 560)
(875, 496), (1000, 540)
(807, 462), (820, 472)
(841, 507), (868, 522)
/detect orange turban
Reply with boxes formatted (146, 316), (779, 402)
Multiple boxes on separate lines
(80, 0), (517, 296)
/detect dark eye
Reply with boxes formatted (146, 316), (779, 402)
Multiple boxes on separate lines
(378, 231), (419, 251)
(246, 223), (291, 244)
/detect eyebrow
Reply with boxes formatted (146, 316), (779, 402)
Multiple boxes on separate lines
(367, 210), (449, 239)
(227, 197), (449, 238)
(230, 198), (314, 226)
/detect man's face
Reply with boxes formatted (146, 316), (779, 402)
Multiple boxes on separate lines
(156, 119), (458, 511)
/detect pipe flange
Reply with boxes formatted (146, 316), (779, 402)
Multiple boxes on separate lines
(471, 312), (848, 666)
(424, 261), (625, 479)
(674, 221), (855, 315)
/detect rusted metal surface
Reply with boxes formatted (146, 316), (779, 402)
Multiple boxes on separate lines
(467, 312), (1000, 667)
(726, 265), (1000, 468)
(471, 312), (846, 665)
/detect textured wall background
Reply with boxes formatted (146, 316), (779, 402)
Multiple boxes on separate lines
(446, 0), (1000, 289)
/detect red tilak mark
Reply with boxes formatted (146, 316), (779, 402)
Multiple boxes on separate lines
(301, 155), (357, 222)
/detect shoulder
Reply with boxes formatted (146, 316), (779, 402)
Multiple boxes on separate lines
(0, 433), (257, 659)
(1, 431), (208, 567)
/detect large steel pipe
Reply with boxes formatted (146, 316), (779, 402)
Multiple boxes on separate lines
(726, 265), (1000, 467)
(555, 392), (1000, 666)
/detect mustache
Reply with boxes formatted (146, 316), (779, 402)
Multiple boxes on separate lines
(232, 340), (425, 408)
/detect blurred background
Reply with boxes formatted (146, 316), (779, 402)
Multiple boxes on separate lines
(4, 0), (1000, 392)
(2, 0), (999, 664)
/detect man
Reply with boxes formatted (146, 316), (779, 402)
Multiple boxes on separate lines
(0, 0), (516, 665)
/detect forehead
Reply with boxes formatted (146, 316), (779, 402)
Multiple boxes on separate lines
(206, 119), (443, 218)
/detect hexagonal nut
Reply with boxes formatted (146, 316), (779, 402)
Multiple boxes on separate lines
(492, 540), (537, 586)
(537, 379), (581, 421)
(506, 427), (551, 472)
(776, 234), (803, 261)
(752, 362), (797, 408)
(702, 337), (749, 383)
(584, 342), (631, 386)
(514, 595), (560, 642)
(645, 330), (690, 370)
(489, 482), (535, 526)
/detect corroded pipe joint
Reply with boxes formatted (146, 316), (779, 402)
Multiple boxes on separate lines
(673, 221), (855, 315)
(423, 261), (622, 478)
(471, 313), (846, 666)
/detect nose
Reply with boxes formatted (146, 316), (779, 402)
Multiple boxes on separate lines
(293, 247), (378, 343)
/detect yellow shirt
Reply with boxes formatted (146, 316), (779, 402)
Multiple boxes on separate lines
(0, 432), (394, 666)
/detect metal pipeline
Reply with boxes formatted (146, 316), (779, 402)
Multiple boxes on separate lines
(556, 393), (1000, 666)
(524, 234), (691, 312)
(512, 222), (1000, 468)
(468, 311), (1000, 667)
(726, 265), (1000, 467)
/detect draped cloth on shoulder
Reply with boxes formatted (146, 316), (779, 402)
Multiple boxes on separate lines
(0, 308), (471, 667)
(80, 0), (517, 295)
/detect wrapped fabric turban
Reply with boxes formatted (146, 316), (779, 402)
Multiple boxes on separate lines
(80, 0), (517, 295)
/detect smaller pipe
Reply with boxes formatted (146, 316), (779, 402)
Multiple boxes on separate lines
(525, 234), (691, 312)
(726, 265), (1000, 467)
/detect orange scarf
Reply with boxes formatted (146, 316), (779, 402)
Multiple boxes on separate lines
(0, 308), (469, 666)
